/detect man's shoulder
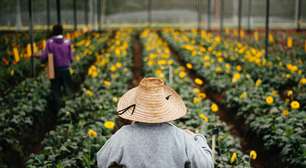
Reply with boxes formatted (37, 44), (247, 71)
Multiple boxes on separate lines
(47, 38), (53, 44)
(64, 39), (71, 44)
(112, 125), (133, 137)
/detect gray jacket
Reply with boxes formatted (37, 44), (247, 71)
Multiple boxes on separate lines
(97, 122), (214, 168)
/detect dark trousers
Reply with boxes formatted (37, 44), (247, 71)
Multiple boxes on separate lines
(49, 68), (72, 112)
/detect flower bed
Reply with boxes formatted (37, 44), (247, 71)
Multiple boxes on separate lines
(161, 28), (305, 167)
(26, 29), (134, 167)
(140, 29), (252, 167)
(0, 31), (112, 167)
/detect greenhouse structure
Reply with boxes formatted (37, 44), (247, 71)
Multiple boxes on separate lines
(0, 0), (305, 168)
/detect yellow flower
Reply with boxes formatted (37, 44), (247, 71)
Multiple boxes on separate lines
(299, 78), (306, 85)
(182, 44), (194, 51)
(158, 59), (167, 65)
(255, 79), (262, 87)
(269, 34), (274, 43)
(179, 71), (187, 78)
(75, 55), (80, 61)
(249, 150), (257, 160)
(204, 62), (211, 68)
(199, 113), (208, 122)
(271, 90), (278, 97)
(198, 92), (206, 99)
(193, 97), (201, 104)
(236, 65), (242, 71)
(225, 63), (231, 73)
(232, 73), (241, 83)
(69, 68), (74, 75)
(148, 60), (154, 66)
(110, 65), (117, 72)
(87, 129), (97, 138)
(26, 44), (32, 58)
(203, 55), (210, 61)
(282, 109), (289, 117)
(194, 78), (204, 85)
(254, 32), (259, 41)
(265, 96), (274, 105)
(85, 89), (94, 97)
(290, 101), (300, 110)
(191, 50), (197, 56)
(240, 92), (247, 100)
(116, 62), (122, 68)
(186, 63), (193, 69)
(217, 57), (224, 63)
(286, 64), (298, 73)
(284, 100), (291, 105)
(112, 97), (118, 103)
(215, 66), (222, 73)
(287, 37), (293, 48)
(168, 60), (174, 65)
(10, 69), (15, 76)
(104, 121), (115, 129)
(13, 47), (20, 63)
(155, 69), (164, 78)
(192, 88), (200, 94)
(230, 152), (237, 164)
(88, 65), (98, 78)
(115, 48), (121, 56)
(287, 90), (293, 97)
(210, 103), (219, 112)
(103, 80), (111, 87)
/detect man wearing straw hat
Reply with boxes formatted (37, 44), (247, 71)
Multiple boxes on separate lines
(97, 77), (213, 168)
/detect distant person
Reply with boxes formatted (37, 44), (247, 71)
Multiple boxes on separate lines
(37, 24), (73, 112)
(97, 77), (213, 168)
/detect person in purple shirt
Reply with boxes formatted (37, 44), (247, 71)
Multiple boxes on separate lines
(39, 24), (73, 112)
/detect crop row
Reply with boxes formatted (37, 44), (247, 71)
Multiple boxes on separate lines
(0, 31), (112, 167)
(161, 28), (305, 167)
(26, 29), (134, 168)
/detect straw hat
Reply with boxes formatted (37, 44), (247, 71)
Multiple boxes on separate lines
(117, 77), (187, 123)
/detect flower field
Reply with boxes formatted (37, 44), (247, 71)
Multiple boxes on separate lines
(161, 28), (306, 167)
(0, 27), (305, 168)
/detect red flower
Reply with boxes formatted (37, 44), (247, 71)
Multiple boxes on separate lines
(2, 57), (9, 65)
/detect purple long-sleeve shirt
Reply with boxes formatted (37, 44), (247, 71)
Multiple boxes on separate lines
(41, 35), (73, 68)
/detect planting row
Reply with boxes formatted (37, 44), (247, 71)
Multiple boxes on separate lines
(26, 29), (134, 168)
(140, 29), (254, 167)
(0, 31), (111, 167)
(161, 28), (305, 167)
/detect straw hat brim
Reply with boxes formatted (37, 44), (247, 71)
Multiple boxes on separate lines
(117, 85), (187, 123)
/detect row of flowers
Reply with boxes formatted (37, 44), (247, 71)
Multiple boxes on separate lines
(0, 31), (111, 167)
(140, 29), (255, 167)
(216, 28), (306, 51)
(161, 28), (305, 167)
(26, 29), (134, 167)
(0, 31), (44, 65)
